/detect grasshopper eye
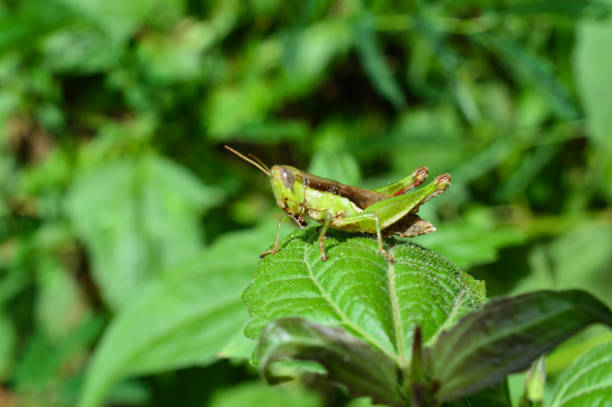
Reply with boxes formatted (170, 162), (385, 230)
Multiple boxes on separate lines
(279, 167), (295, 189)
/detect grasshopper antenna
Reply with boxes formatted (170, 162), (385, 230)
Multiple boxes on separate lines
(248, 153), (270, 174)
(224, 145), (271, 175)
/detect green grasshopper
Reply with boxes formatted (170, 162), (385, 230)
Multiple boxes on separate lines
(225, 146), (450, 263)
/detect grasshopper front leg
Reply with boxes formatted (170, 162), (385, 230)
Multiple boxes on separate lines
(260, 215), (288, 258)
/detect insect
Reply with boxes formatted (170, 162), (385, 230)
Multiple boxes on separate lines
(225, 145), (450, 263)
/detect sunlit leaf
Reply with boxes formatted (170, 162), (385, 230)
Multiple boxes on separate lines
(77, 224), (273, 407)
(550, 340), (612, 407)
(65, 154), (222, 309)
(244, 227), (486, 368)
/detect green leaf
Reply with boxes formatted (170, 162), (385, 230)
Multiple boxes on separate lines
(258, 318), (407, 406)
(546, 331), (612, 374)
(14, 315), (103, 391)
(56, 0), (163, 44)
(413, 208), (527, 269)
(0, 0), (77, 55)
(308, 124), (362, 186)
(550, 340), (612, 407)
(308, 150), (361, 186)
(427, 290), (612, 402)
(35, 254), (88, 341)
(514, 223), (612, 307)
(282, 19), (352, 94)
(65, 154), (222, 309)
(209, 381), (322, 407)
(42, 27), (118, 73)
(77, 224), (271, 407)
(218, 329), (257, 360)
(354, 14), (406, 109)
(243, 227), (486, 369)
(475, 34), (577, 119)
(575, 19), (612, 145)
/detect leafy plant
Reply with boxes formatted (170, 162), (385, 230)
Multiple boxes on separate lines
(2, 0), (612, 405)
(244, 230), (612, 406)
(550, 340), (612, 406)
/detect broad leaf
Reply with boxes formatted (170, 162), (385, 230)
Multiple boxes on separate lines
(550, 340), (612, 407)
(77, 224), (273, 407)
(243, 227), (486, 369)
(428, 290), (612, 402)
(65, 154), (221, 309)
(258, 318), (407, 406)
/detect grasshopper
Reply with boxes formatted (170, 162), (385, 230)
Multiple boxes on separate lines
(225, 145), (450, 263)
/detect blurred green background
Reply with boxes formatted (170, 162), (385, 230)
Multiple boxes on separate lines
(1, 0), (612, 406)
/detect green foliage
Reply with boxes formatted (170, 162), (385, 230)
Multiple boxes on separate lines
(66, 153), (221, 310)
(427, 290), (612, 402)
(2, 0), (612, 405)
(258, 318), (405, 405)
(78, 224), (274, 407)
(550, 340), (612, 406)
(248, 232), (612, 405)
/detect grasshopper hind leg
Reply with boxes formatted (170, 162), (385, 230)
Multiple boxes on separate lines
(371, 213), (394, 263)
(336, 211), (394, 263)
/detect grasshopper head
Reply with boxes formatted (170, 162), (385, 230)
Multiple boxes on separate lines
(270, 165), (304, 211)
